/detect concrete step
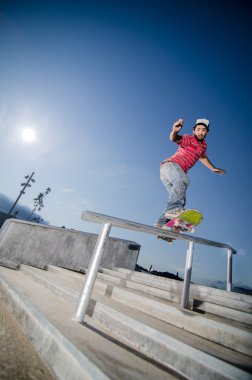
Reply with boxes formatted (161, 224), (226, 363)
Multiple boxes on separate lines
(1, 265), (251, 380)
(97, 271), (181, 303)
(22, 268), (251, 362)
(100, 268), (252, 323)
(101, 268), (183, 299)
(34, 265), (252, 356)
(89, 300), (251, 380)
(115, 267), (252, 304)
(0, 267), (177, 380)
(193, 299), (252, 326)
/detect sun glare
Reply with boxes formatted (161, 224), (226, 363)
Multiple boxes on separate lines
(22, 128), (37, 142)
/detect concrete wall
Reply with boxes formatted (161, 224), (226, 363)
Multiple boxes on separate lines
(0, 219), (140, 271)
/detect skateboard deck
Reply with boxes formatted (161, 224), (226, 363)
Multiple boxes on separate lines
(157, 209), (203, 243)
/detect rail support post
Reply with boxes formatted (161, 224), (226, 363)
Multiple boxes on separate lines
(181, 240), (194, 309)
(72, 222), (112, 322)
(226, 248), (233, 292)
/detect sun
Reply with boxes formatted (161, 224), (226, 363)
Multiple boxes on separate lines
(22, 128), (37, 142)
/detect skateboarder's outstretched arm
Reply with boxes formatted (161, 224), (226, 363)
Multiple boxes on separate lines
(170, 118), (183, 142)
(199, 157), (226, 175)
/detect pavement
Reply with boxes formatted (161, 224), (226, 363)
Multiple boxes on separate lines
(0, 299), (56, 380)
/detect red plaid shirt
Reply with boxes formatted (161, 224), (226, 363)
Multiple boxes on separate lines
(162, 135), (207, 173)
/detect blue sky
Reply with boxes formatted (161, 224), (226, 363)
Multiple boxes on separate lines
(0, 0), (251, 288)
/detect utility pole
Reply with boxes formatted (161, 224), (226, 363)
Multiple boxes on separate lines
(8, 172), (36, 216)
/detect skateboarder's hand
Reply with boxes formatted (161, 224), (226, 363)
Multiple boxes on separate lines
(172, 119), (183, 132)
(213, 168), (226, 175)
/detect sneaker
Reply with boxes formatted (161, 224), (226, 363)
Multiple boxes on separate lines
(165, 209), (184, 219)
(153, 223), (165, 228)
(161, 224), (170, 230)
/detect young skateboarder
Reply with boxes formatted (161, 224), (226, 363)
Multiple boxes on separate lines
(154, 118), (226, 228)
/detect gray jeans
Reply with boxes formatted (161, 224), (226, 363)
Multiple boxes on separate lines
(156, 162), (190, 225)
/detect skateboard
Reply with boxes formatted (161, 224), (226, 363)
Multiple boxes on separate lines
(157, 209), (203, 243)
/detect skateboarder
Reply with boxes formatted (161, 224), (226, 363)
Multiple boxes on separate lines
(154, 118), (226, 228)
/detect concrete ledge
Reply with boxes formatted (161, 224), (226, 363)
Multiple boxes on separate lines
(0, 219), (140, 272)
(0, 274), (109, 380)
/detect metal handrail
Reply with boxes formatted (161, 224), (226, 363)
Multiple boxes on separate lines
(73, 210), (236, 323)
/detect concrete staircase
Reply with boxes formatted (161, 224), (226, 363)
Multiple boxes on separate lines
(0, 264), (252, 380)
